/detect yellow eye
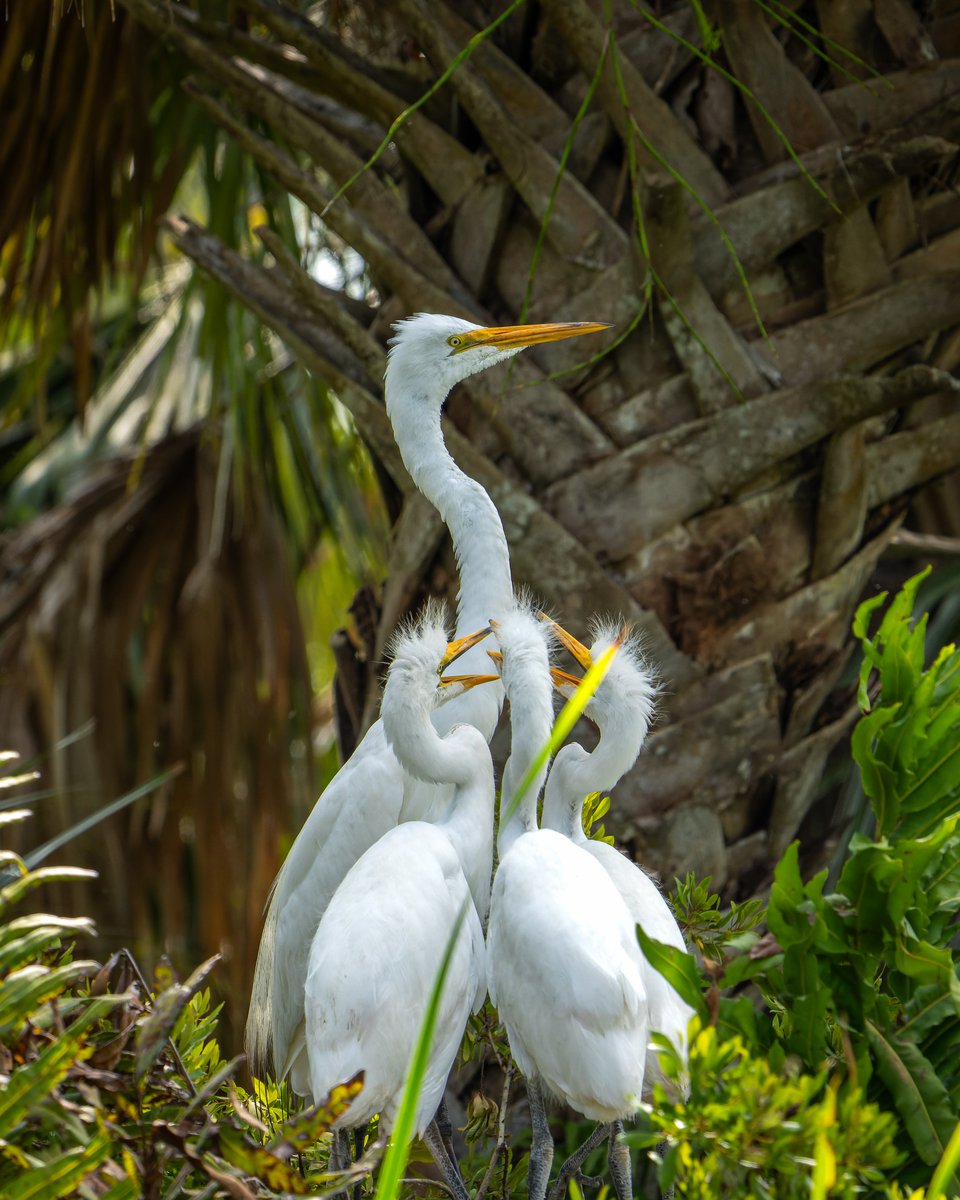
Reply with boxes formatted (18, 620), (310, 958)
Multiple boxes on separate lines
(447, 335), (462, 348)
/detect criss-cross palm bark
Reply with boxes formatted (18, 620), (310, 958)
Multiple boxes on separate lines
(107, 0), (960, 896)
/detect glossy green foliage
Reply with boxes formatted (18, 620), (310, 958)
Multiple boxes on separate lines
(581, 791), (616, 845)
(631, 573), (960, 1193)
(631, 1021), (902, 1199)
(758, 573), (960, 1176)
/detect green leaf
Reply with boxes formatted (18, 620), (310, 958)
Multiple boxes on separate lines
(850, 707), (901, 835)
(0, 961), (99, 1039)
(1, 1130), (112, 1200)
(867, 1020), (956, 1165)
(0, 868), (98, 916)
(719, 950), (783, 990)
(635, 926), (708, 1022)
(927, 1117), (960, 1200)
(901, 983), (960, 1039)
(0, 999), (115, 1135)
(217, 1126), (312, 1194)
(0, 1047), (86, 1139)
(895, 934), (957, 990)
(134, 953), (220, 1080)
(766, 843), (817, 950)
(789, 990), (829, 1067)
(270, 1075), (364, 1153)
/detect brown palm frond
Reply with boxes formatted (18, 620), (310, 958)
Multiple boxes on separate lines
(0, 426), (315, 1039)
(0, 2), (188, 403)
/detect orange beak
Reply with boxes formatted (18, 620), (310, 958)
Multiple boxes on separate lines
(453, 321), (611, 354)
(439, 673), (500, 691)
(538, 614), (593, 671)
(438, 627), (492, 673)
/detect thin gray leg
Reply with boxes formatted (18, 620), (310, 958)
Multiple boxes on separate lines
(435, 1096), (457, 1166)
(655, 1138), (674, 1200)
(329, 1128), (353, 1200)
(608, 1121), (632, 1200)
(546, 1122), (612, 1200)
(526, 1079), (555, 1200)
(352, 1126), (367, 1200)
(423, 1119), (471, 1200)
(329, 1127), (353, 1171)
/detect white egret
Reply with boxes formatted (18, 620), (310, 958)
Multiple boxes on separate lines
(486, 605), (648, 1200)
(246, 313), (609, 1088)
(543, 618), (694, 1095)
(303, 607), (496, 1198)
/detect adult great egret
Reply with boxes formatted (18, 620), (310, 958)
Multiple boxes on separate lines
(304, 608), (496, 1199)
(246, 314), (609, 1088)
(544, 619), (694, 1094)
(486, 606), (647, 1200)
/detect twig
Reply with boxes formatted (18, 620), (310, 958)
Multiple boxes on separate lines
(473, 1064), (515, 1200)
(118, 947), (198, 1098)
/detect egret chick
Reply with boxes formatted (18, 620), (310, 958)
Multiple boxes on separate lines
(486, 606), (648, 1200)
(544, 618), (694, 1094)
(303, 607), (496, 1200)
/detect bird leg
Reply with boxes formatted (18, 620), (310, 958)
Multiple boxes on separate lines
(607, 1121), (632, 1200)
(422, 1119), (471, 1200)
(545, 1122), (612, 1200)
(327, 1128), (354, 1200)
(329, 1128), (353, 1172)
(352, 1127), (368, 1200)
(435, 1096), (457, 1166)
(526, 1079), (555, 1200)
(655, 1138), (674, 1200)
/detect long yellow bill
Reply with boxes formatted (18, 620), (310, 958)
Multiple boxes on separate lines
(453, 321), (610, 354)
(439, 673), (500, 691)
(540, 615), (629, 693)
(438, 627), (492, 673)
(538, 614), (593, 670)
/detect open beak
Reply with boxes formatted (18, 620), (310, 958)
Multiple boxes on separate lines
(549, 667), (582, 691)
(438, 627), (492, 673)
(439, 673), (499, 691)
(453, 321), (611, 354)
(538, 614), (593, 671)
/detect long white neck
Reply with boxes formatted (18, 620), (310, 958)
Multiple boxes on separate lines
(541, 743), (593, 844)
(389, 707), (494, 916)
(496, 641), (556, 859)
(386, 382), (514, 643)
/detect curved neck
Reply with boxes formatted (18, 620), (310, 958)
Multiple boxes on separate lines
(497, 656), (555, 859)
(386, 382), (514, 640)
(390, 701), (481, 793)
(541, 743), (592, 843)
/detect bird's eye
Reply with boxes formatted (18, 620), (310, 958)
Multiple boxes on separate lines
(447, 335), (462, 348)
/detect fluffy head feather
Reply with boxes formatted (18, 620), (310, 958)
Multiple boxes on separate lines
(584, 617), (658, 734)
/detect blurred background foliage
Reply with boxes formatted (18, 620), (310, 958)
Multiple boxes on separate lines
(0, 0), (390, 1041)
(2, 0), (960, 1056)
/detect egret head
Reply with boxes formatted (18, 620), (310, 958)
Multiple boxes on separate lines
(490, 601), (554, 699)
(385, 312), (610, 410)
(385, 601), (495, 716)
(547, 617), (658, 736)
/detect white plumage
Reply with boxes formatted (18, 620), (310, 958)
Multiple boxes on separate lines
(304, 607), (493, 1153)
(485, 604), (649, 1200)
(543, 619), (694, 1094)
